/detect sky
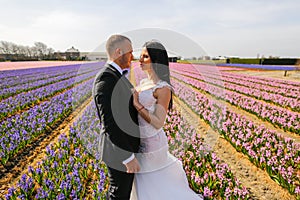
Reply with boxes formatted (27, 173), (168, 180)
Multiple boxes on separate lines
(1, 0), (300, 58)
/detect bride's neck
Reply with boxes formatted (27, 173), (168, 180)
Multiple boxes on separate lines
(147, 71), (160, 84)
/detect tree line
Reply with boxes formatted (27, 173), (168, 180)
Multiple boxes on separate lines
(0, 41), (56, 61)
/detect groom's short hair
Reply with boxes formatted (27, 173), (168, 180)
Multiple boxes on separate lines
(106, 34), (131, 57)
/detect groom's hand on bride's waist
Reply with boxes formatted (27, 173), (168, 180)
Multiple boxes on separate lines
(125, 158), (140, 173)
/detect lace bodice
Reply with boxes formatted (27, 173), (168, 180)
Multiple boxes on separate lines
(135, 79), (176, 173)
(137, 78), (172, 139)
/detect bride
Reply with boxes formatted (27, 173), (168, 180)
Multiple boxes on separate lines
(130, 40), (202, 200)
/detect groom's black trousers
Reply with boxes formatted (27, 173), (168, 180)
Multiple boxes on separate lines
(106, 166), (134, 200)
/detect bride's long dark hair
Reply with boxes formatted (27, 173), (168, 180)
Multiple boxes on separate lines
(143, 40), (173, 110)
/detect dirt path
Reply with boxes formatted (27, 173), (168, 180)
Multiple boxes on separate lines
(174, 97), (295, 200)
(0, 97), (92, 197)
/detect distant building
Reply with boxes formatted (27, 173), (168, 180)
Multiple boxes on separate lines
(168, 57), (178, 62)
(80, 52), (107, 61)
(66, 46), (80, 60)
(202, 56), (211, 60)
(54, 46), (80, 60)
(167, 51), (178, 63)
(0, 54), (8, 61)
(213, 56), (227, 60)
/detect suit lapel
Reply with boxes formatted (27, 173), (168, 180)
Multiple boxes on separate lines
(122, 74), (134, 89)
(107, 64), (122, 79)
(107, 64), (133, 89)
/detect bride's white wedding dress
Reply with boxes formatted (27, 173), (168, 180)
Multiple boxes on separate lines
(130, 79), (202, 200)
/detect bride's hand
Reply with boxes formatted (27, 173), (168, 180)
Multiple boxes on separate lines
(131, 89), (143, 110)
(125, 157), (140, 173)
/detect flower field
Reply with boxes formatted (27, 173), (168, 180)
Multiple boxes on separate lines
(0, 61), (299, 199)
(169, 68), (300, 196)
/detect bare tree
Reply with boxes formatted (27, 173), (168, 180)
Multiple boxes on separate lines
(18, 45), (29, 60)
(11, 43), (23, 59)
(34, 42), (48, 59)
(0, 41), (13, 54)
(45, 47), (55, 59)
(24, 46), (33, 58)
(30, 46), (39, 59)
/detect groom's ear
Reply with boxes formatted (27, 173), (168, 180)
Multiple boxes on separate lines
(116, 48), (122, 56)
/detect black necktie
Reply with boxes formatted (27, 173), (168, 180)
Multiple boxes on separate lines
(122, 70), (128, 76)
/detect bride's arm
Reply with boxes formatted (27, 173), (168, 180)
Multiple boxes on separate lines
(133, 87), (171, 129)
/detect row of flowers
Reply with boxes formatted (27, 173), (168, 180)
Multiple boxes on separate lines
(0, 67), (76, 99)
(170, 78), (300, 198)
(190, 63), (300, 90)
(0, 70), (98, 121)
(221, 68), (300, 88)
(220, 71), (299, 100)
(0, 64), (100, 100)
(173, 68), (299, 112)
(172, 63), (300, 99)
(171, 72), (300, 134)
(0, 62), (101, 87)
(0, 75), (96, 165)
(0, 64), (84, 89)
(0, 66), (64, 86)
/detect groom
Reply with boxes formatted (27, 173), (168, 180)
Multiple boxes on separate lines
(93, 34), (141, 199)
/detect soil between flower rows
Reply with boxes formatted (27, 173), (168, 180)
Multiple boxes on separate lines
(0, 98), (92, 198)
(174, 97), (295, 200)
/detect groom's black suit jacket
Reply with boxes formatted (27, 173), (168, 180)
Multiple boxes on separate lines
(93, 63), (140, 171)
